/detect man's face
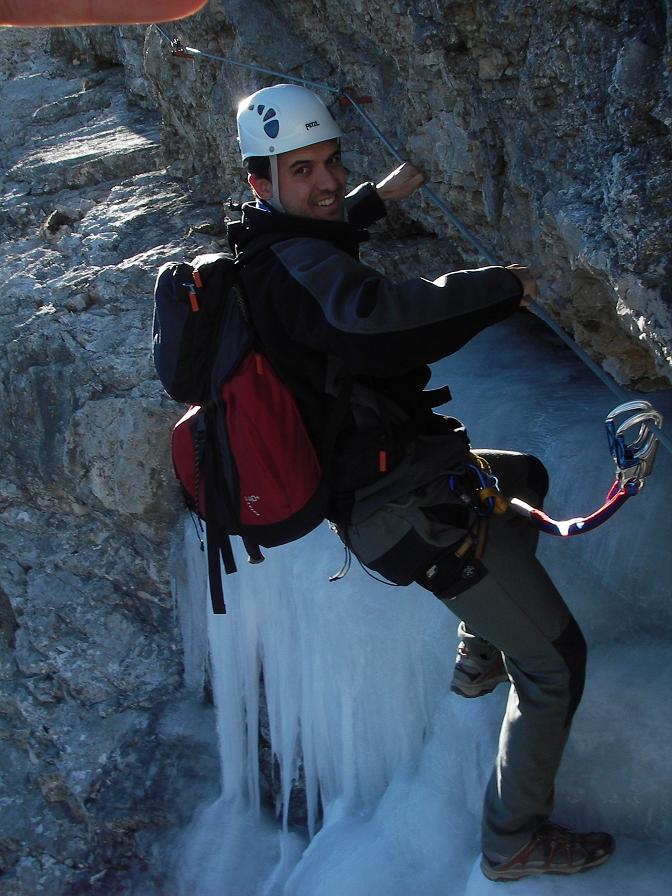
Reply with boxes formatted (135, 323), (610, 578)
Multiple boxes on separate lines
(276, 139), (346, 221)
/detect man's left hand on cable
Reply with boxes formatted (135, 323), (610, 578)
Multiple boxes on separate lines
(375, 162), (425, 202)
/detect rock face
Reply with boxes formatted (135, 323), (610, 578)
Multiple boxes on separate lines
(137, 0), (670, 388)
(0, 3), (670, 892)
(0, 28), (221, 894)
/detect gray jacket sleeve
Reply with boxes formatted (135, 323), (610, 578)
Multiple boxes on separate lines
(270, 236), (522, 373)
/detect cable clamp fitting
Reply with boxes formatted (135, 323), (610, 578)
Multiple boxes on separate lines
(170, 38), (194, 59)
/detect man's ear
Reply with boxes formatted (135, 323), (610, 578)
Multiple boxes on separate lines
(248, 173), (273, 203)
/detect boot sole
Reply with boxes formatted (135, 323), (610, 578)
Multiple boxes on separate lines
(480, 849), (613, 881)
(450, 674), (509, 698)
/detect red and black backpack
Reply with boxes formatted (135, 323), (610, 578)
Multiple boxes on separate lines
(153, 242), (349, 613)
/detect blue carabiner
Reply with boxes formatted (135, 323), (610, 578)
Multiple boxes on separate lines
(464, 462), (499, 516)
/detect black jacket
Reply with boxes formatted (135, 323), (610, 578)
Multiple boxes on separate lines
(229, 185), (523, 522)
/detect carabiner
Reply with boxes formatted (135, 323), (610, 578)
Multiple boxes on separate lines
(605, 400), (663, 485)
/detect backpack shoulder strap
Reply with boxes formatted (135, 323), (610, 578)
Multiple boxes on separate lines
(228, 230), (291, 333)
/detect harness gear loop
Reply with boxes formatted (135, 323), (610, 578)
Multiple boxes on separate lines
(470, 453), (509, 515)
(449, 453), (508, 518)
(478, 486), (508, 515)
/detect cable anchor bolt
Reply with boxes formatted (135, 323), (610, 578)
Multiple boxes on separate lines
(338, 87), (374, 106)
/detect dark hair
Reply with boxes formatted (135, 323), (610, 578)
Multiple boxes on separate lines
(244, 156), (271, 179)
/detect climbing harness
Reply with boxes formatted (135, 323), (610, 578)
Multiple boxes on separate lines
(152, 23), (669, 541)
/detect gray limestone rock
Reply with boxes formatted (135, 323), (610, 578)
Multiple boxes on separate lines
(0, 27), (222, 894)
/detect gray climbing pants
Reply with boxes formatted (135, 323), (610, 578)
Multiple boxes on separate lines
(441, 451), (586, 859)
(346, 449), (586, 860)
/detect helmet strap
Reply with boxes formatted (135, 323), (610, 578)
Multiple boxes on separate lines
(267, 154), (285, 213)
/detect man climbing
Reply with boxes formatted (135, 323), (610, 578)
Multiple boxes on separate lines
(231, 83), (614, 882)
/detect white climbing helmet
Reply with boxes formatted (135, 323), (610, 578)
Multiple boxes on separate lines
(237, 83), (343, 160)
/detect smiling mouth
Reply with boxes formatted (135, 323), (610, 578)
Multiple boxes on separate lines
(316, 196), (337, 207)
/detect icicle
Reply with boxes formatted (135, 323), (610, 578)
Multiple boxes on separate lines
(173, 516), (209, 692)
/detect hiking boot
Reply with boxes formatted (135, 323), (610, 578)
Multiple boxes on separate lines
(480, 822), (615, 881)
(450, 641), (509, 698)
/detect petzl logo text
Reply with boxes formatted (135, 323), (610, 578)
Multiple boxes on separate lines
(305, 120), (320, 130)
